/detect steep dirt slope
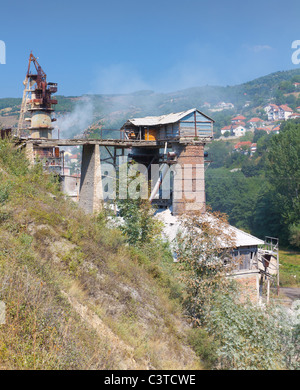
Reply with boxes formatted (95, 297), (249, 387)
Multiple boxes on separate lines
(0, 140), (200, 370)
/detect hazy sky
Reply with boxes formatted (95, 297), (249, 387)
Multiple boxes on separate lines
(0, 0), (299, 98)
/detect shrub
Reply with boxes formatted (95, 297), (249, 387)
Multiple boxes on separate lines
(289, 223), (300, 249)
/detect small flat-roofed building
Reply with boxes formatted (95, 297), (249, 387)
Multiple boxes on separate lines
(121, 108), (214, 141)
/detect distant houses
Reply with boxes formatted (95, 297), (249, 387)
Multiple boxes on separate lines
(290, 112), (300, 120)
(234, 141), (257, 156)
(247, 117), (264, 128)
(271, 125), (280, 134)
(216, 102), (234, 110)
(220, 124), (246, 137)
(255, 124), (280, 134)
(218, 100), (299, 139)
(232, 124), (246, 137)
(205, 94), (299, 140)
(207, 101), (235, 112)
(264, 104), (294, 121)
(231, 115), (246, 124)
(220, 125), (232, 135)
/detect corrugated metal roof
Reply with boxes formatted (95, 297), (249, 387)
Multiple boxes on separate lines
(122, 108), (213, 128)
(199, 214), (265, 247)
(155, 209), (264, 248)
(227, 225), (264, 247)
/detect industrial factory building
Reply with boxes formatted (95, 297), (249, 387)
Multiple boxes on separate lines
(17, 53), (62, 173)
(11, 53), (278, 304)
(121, 108), (214, 215)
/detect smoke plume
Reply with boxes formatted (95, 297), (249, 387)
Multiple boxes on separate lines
(54, 96), (94, 139)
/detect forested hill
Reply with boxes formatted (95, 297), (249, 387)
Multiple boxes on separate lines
(205, 119), (300, 255)
(1, 68), (300, 133)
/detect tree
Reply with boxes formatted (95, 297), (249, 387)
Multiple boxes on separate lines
(116, 198), (162, 246)
(266, 121), (300, 246)
(289, 223), (300, 248)
(253, 129), (268, 144)
(279, 81), (295, 94)
(205, 294), (300, 369)
(174, 211), (300, 370)
(206, 141), (233, 169)
(286, 94), (297, 109)
(174, 211), (236, 325)
(115, 163), (162, 247)
(292, 75), (300, 83)
(275, 90), (286, 105)
(205, 168), (263, 232)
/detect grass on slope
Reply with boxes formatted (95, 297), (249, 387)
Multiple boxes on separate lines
(0, 139), (200, 370)
(279, 249), (300, 288)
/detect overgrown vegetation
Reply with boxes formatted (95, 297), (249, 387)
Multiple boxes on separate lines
(0, 139), (200, 370)
(1, 132), (299, 370)
(174, 211), (300, 370)
(206, 120), (300, 252)
(279, 250), (300, 287)
(116, 198), (163, 247)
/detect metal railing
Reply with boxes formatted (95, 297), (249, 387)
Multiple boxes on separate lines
(94, 129), (213, 142)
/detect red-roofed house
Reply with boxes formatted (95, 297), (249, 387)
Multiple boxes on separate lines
(234, 141), (251, 153)
(231, 115), (246, 124)
(70, 154), (79, 163)
(272, 125), (280, 134)
(232, 124), (246, 137)
(279, 105), (293, 120)
(220, 123), (246, 137)
(234, 141), (257, 156)
(290, 113), (300, 120)
(247, 117), (264, 128)
(234, 141), (251, 149)
(220, 125), (232, 135)
(256, 126), (272, 134)
(250, 143), (257, 155)
(264, 104), (293, 121)
(297, 106), (300, 112)
(248, 117), (263, 123)
(264, 104), (279, 121)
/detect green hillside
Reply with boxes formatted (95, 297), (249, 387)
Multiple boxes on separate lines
(205, 120), (300, 266)
(1, 68), (300, 135)
(0, 139), (200, 370)
(1, 139), (299, 370)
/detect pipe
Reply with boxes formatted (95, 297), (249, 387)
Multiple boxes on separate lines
(149, 163), (170, 202)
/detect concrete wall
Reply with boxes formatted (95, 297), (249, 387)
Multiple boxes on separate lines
(79, 144), (103, 214)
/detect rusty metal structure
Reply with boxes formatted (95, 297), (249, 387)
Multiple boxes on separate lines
(18, 52), (58, 138)
(18, 53), (61, 173)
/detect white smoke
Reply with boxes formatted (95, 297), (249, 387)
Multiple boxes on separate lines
(54, 96), (94, 139)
